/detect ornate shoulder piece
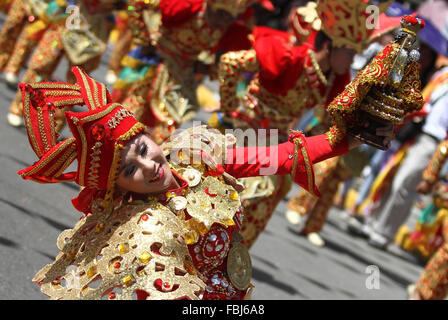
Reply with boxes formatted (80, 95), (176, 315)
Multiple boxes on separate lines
(160, 126), (243, 238)
(161, 125), (237, 169)
(33, 203), (206, 300)
(162, 125), (243, 190)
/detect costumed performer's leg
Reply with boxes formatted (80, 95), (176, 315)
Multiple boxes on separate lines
(239, 175), (292, 249)
(300, 159), (345, 247)
(369, 134), (438, 249)
(7, 25), (64, 127)
(3, 22), (45, 86)
(0, 0), (27, 71)
(414, 216), (448, 299)
(286, 156), (340, 228)
(107, 27), (133, 84)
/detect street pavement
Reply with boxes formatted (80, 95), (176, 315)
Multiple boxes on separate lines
(0, 15), (426, 300)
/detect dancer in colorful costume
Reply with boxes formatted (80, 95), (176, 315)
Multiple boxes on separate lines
(16, 67), (371, 299)
(111, 0), (266, 144)
(346, 6), (448, 249)
(408, 139), (448, 300)
(214, 0), (390, 248)
(1, 0), (72, 87)
(6, 0), (124, 129)
(284, 4), (429, 248)
(0, 0), (35, 75)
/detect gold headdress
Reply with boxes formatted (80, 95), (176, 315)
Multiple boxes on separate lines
(316, 0), (393, 53)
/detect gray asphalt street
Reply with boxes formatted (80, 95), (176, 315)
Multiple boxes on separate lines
(0, 15), (426, 300)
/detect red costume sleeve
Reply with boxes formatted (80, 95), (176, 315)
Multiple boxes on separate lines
(213, 21), (253, 54)
(223, 132), (349, 196)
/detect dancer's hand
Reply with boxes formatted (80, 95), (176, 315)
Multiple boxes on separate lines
(416, 180), (433, 194)
(375, 122), (395, 149)
(347, 121), (395, 149)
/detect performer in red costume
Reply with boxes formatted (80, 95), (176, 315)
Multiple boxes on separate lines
(16, 67), (393, 300)
(113, 0), (269, 144)
(212, 0), (392, 249)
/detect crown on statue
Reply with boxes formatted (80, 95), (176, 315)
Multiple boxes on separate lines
(400, 15), (425, 37)
(316, 0), (392, 53)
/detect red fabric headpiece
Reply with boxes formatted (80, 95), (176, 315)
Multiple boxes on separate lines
(17, 67), (146, 214)
(159, 0), (204, 27)
(253, 26), (311, 95)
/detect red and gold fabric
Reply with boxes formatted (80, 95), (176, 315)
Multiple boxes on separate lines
(17, 67), (146, 214)
(0, 0), (29, 71)
(415, 216), (448, 300)
(423, 140), (448, 185)
(316, 0), (392, 53)
(288, 1), (320, 46)
(0, 0), (12, 12)
(17, 72), (350, 300)
(218, 27), (350, 141)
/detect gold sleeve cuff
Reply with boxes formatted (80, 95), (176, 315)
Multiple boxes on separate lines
(325, 125), (346, 148)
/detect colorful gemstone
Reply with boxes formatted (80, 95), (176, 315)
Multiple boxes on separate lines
(87, 266), (97, 278)
(122, 275), (134, 286)
(118, 243), (129, 254)
(95, 223), (104, 233)
(184, 259), (195, 274)
(229, 191), (238, 201)
(90, 123), (106, 141)
(139, 252), (152, 264)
